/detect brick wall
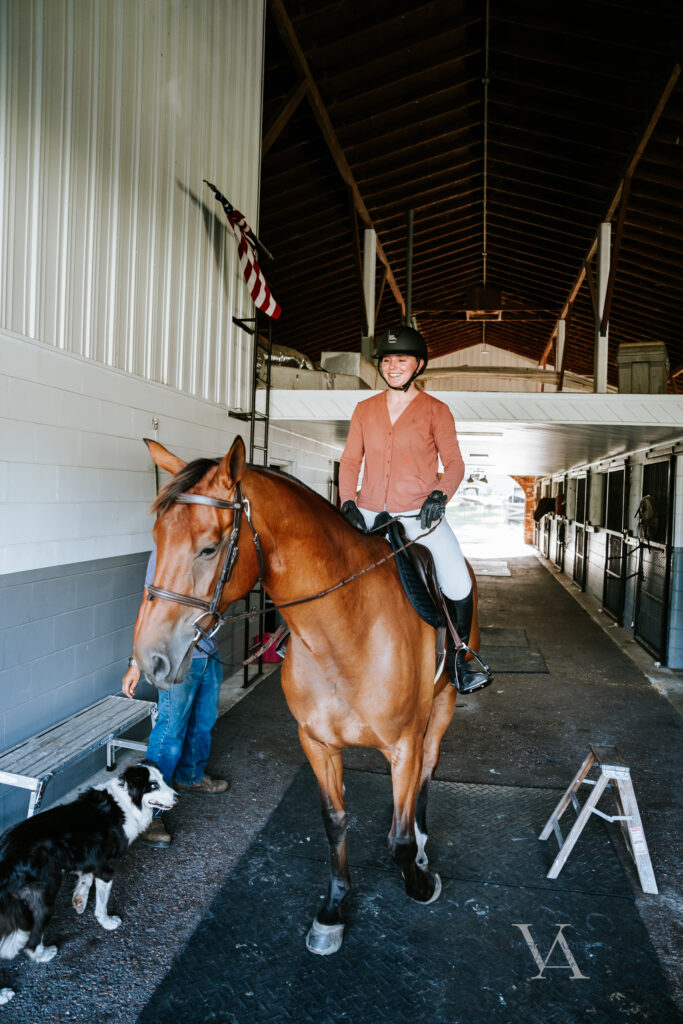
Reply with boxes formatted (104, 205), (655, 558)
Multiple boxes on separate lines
(512, 475), (537, 544)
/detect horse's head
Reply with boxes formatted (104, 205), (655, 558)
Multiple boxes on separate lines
(133, 436), (261, 688)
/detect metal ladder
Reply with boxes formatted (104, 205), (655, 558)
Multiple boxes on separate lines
(539, 744), (658, 894)
(231, 311), (275, 686)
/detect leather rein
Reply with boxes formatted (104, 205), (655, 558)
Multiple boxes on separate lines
(144, 481), (442, 650)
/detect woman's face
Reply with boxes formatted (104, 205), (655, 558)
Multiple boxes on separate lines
(381, 354), (421, 388)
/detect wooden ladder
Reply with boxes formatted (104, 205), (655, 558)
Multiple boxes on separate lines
(539, 744), (658, 895)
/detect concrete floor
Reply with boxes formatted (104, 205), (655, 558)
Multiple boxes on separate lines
(0, 553), (680, 1022)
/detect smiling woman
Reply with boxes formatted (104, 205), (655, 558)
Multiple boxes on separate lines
(338, 326), (491, 695)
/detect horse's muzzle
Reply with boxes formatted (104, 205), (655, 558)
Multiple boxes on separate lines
(142, 643), (193, 690)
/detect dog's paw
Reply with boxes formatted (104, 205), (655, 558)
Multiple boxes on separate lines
(97, 914), (121, 931)
(72, 873), (93, 914)
(26, 943), (57, 964)
(72, 893), (87, 914)
(0, 988), (14, 1005)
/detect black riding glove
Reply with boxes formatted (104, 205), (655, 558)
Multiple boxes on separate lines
(341, 500), (367, 533)
(420, 490), (446, 529)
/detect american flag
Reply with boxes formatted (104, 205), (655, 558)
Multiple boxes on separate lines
(204, 180), (281, 320)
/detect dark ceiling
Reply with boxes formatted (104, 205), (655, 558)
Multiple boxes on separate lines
(259, 0), (683, 388)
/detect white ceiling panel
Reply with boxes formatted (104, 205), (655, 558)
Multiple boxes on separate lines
(264, 391), (683, 476)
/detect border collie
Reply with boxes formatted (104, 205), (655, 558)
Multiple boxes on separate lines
(0, 761), (175, 969)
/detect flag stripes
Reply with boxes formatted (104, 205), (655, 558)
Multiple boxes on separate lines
(204, 180), (281, 320)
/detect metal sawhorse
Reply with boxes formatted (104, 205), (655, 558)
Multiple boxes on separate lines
(540, 744), (658, 895)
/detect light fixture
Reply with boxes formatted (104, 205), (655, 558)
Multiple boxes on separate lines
(466, 474), (474, 484)
(481, 474), (488, 484)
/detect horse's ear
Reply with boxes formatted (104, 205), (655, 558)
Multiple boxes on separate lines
(214, 436), (247, 491)
(144, 439), (186, 476)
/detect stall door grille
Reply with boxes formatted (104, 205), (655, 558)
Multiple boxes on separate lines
(573, 526), (588, 588)
(603, 534), (625, 622)
(541, 517), (551, 558)
(554, 519), (566, 571)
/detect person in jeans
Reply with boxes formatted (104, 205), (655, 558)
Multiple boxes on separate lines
(122, 549), (229, 847)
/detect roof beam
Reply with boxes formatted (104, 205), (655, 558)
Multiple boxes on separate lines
(539, 63), (681, 367)
(262, 79), (309, 156)
(267, 0), (405, 319)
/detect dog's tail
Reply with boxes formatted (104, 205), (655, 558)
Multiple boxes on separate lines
(0, 892), (31, 960)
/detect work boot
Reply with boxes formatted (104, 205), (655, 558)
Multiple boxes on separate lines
(444, 591), (493, 694)
(176, 774), (230, 794)
(139, 816), (171, 848)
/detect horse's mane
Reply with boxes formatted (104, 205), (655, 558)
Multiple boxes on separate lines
(151, 457), (347, 524)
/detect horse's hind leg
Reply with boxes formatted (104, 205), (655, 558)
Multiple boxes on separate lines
(415, 682), (458, 868)
(298, 729), (349, 956)
(388, 738), (441, 904)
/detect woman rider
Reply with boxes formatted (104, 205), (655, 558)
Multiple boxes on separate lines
(338, 325), (490, 694)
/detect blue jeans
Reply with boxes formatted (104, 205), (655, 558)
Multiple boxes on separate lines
(146, 654), (223, 794)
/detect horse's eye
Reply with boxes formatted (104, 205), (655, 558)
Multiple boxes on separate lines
(199, 546), (217, 559)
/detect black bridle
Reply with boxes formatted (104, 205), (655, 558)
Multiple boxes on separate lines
(145, 482), (264, 647)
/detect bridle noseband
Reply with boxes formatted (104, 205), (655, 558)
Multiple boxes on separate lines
(145, 481), (264, 647)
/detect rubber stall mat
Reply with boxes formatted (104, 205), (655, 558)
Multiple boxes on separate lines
(137, 769), (679, 1024)
(480, 627), (549, 673)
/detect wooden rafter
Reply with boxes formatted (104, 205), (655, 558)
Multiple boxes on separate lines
(262, 79), (309, 157)
(267, 0), (405, 319)
(348, 188), (369, 334)
(539, 63), (681, 368)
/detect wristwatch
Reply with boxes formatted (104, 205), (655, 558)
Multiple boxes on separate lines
(127, 656), (139, 669)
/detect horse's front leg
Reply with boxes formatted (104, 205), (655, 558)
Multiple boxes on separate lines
(298, 728), (350, 956)
(388, 737), (442, 904)
(415, 680), (458, 868)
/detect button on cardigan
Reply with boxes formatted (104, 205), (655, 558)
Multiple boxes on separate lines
(338, 390), (465, 513)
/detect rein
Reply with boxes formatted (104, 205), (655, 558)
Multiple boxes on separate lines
(145, 482), (441, 646)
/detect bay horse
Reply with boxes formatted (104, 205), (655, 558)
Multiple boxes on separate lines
(132, 436), (481, 955)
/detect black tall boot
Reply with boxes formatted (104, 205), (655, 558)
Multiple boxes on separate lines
(444, 590), (493, 694)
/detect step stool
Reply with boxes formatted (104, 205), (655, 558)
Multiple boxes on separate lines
(539, 744), (658, 895)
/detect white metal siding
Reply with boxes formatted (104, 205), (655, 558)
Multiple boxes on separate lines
(1, 328), (340, 575)
(1, 0), (265, 412)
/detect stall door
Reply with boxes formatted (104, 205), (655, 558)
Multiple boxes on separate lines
(634, 459), (673, 661)
(573, 476), (588, 589)
(603, 468), (627, 623)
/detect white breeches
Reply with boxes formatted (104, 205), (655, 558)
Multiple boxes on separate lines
(358, 506), (472, 600)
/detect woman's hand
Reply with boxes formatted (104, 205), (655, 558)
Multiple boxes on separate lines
(420, 491), (446, 529)
(340, 500), (367, 532)
(122, 664), (142, 699)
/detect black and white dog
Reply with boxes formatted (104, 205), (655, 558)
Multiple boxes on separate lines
(0, 760), (175, 969)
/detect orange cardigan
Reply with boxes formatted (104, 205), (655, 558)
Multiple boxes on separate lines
(338, 390), (465, 513)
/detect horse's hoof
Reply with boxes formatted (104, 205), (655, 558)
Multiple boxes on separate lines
(305, 919), (345, 956)
(425, 871), (442, 904)
(412, 871), (442, 905)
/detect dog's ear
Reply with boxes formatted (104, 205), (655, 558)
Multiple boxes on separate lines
(119, 764), (147, 809)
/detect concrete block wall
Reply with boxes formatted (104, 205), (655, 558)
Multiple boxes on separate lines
(0, 553), (146, 828)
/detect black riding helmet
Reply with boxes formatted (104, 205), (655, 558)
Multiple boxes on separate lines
(375, 326), (428, 391)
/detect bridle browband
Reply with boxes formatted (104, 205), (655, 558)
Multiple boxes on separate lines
(145, 482), (264, 647)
